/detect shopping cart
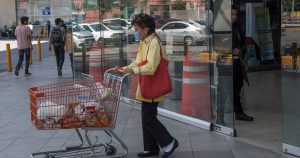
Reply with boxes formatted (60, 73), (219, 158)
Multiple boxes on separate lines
(28, 69), (129, 158)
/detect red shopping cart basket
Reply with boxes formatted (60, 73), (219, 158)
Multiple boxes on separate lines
(28, 78), (118, 130)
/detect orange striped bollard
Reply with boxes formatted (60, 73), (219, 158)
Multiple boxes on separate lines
(180, 52), (211, 120)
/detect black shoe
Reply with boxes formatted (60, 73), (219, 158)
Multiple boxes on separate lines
(235, 112), (254, 121)
(15, 70), (19, 76)
(57, 68), (62, 76)
(162, 139), (178, 158)
(137, 151), (159, 157)
(25, 72), (32, 76)
(216, 119), (226, 126)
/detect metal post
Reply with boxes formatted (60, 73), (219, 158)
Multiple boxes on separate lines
(65, 33), (69, 52)
(292, 0), (295, 24)
(6, 44), (12, 72)
(43, 27), (46, 39)
(82, 44), (87, 73)
(37, 39), (41, 62)
(30, 49), (33, 65)
(36, 28), (39, 40)
(70, 31), (73, 50)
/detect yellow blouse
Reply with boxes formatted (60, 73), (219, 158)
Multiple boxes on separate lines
(126, 33), (165, 103)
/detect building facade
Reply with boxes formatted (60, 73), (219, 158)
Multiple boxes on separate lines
(13, 0), (300, 157)
(0, 0), (17, 30)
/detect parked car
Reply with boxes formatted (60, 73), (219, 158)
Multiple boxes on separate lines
(79, 22), (127, 46)
(72, 24), (95, 51)
(156, 21), (207, 46)
(103, 18), (132, 30)
(103, 18), (135, 43)
(189, 19), (207, 32)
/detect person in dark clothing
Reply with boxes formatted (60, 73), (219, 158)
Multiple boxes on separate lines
(216, 5), (253, 125)
(49, 18), (66, 76)
(61, 20), (68, 33)
(46, 21), (51, 38)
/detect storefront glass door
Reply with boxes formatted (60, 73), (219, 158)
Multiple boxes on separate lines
(71, 0), (235, 133)
(209, 0), (235, 135)
(281, 1), (300, 156)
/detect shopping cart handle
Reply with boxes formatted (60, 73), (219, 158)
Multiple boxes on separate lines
(105, 68), (130, 78)
(81, 73), (94, 79)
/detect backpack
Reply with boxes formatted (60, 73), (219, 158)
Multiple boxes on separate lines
(51, 28), (64, 47)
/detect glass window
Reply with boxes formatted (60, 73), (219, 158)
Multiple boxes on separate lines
(82, 25), (92, 32)
(73, 25), (85, 32)
(68, 0), (235, 135)
(195, 20), (207, 26)
(162, 23), (175, 30)
(89, 24), (99, 31)
(174, 23), (188, 29)
(120, 20), (128, 27)
(103, 22), (123, 30)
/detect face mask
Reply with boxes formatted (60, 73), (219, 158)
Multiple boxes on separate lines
(134, 31), (141, 41)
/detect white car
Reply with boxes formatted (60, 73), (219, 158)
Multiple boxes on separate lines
(79, 22), (126, 45)
(156, 21), (207, 46)
(188, 19), (207, 32)
(72, 25), (95, 51)
(103, 18), (135, 42)
(103, 18), (132, 30)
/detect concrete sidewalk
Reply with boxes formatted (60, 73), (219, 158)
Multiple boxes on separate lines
(0, 40), (51, 73)
(0, 54), (294, 158)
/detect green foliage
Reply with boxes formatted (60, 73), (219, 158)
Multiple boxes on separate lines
(113, 13), (121, 18)
(172, 0), (186, 10)
(83, 0), (98, 10)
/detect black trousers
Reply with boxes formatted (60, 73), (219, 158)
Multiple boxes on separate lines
(16, 48), (30, 73)
(54, 46), (65, 69)
(141, 101), (173, 152)
(233, 59), (244, 113)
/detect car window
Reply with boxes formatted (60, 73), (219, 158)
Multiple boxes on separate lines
(103, 22), (123, 30)
(196, 20), (207, 26)
(174, 23), (188, 29)
(163, 23), (175, 30)
(90, 24), (108, 32)
(108, 20), (123, 26)
(73, 25), (85, 32)
(121, 20), (127, 27)
(82, 25), (92, 32)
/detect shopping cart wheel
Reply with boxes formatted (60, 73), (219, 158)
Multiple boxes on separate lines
(105, 145), (116, 156)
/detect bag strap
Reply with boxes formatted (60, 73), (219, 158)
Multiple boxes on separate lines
(144, 34), (163, 61)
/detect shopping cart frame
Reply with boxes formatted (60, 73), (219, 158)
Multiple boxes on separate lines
(30, 69), (130, 158)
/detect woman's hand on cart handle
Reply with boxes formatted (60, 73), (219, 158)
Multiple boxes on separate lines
(113, 66), (124, 73)
(113, 66), (133, 74)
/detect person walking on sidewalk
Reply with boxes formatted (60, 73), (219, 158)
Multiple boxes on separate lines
(46, 20), (51, 38)
(49, 18), (66, 76)
(15, 16), (33, 76)
(114, 13), (178, 158)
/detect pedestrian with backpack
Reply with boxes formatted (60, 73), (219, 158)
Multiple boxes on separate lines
(49, 18), (67, 76)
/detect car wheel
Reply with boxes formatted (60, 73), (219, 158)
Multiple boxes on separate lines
(184, 36), (194, 46)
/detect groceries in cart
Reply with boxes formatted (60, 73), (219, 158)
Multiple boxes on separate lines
(30, 80), (115, 130)
(74, 82), (113, 100)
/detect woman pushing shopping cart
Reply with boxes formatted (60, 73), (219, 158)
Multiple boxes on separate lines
(28, 69), (129, 158)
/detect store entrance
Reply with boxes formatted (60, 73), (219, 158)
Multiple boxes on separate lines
(231, 0), (283, 152)
(232, 1), (300, 156)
